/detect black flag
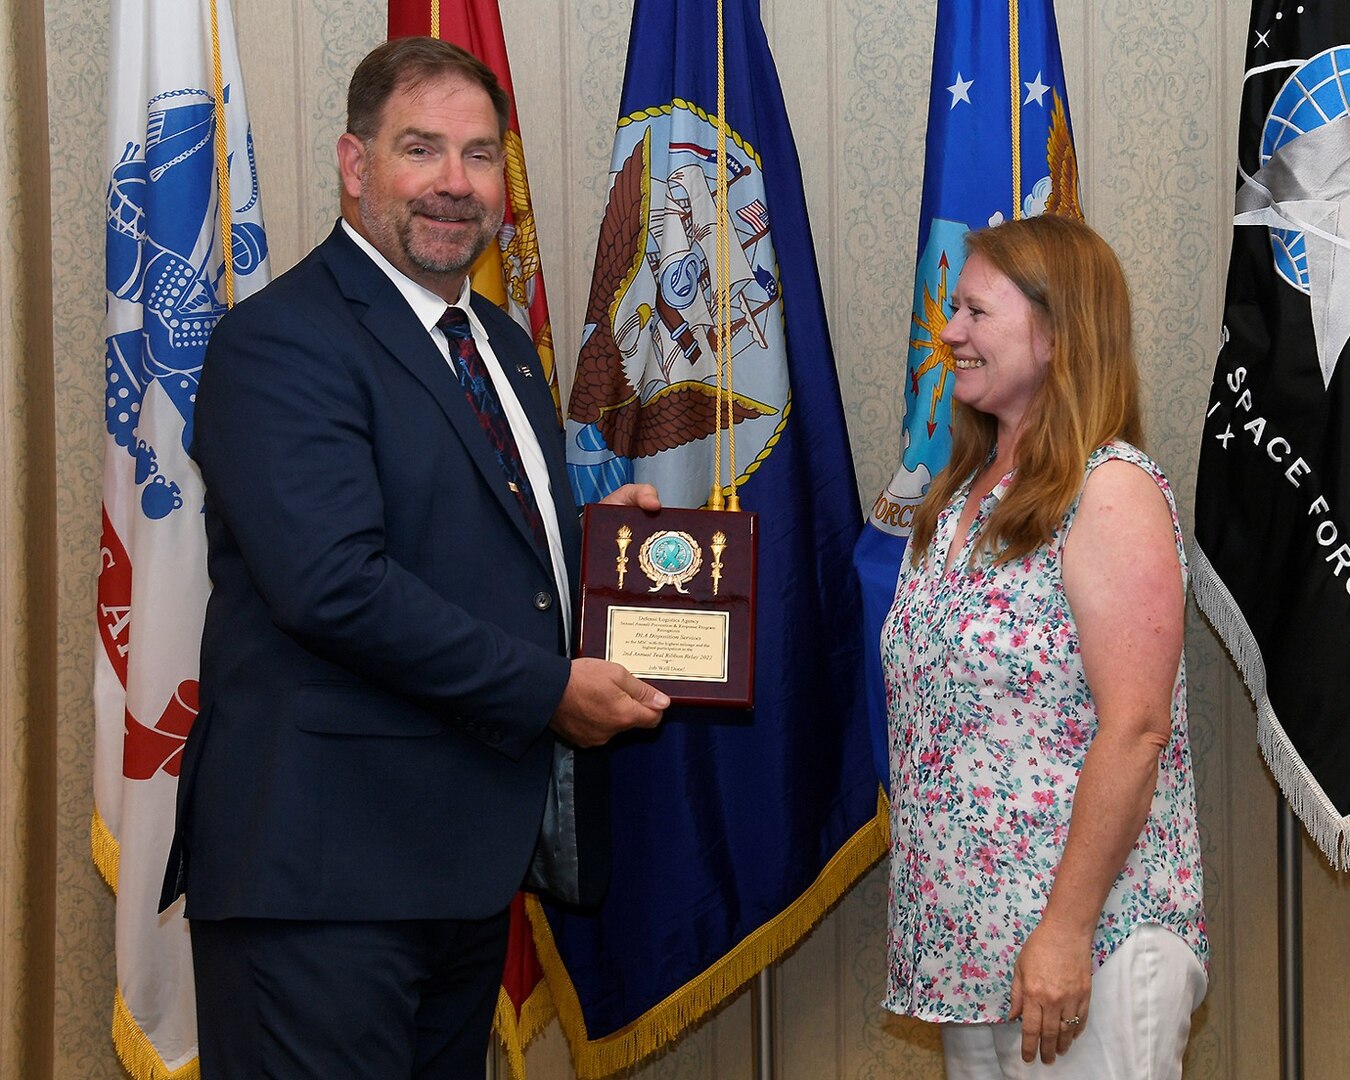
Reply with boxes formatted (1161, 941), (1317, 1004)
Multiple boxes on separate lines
(1194, 1), (1350, 866)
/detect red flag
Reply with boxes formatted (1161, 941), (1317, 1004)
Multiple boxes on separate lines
(388, 3), (559, 1074)
(390, 0), (560, 407)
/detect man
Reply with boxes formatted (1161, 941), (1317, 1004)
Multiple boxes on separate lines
(160, 37), (667, 1077)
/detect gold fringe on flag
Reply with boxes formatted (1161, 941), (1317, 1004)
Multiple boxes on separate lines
(90, 807), (120, 892)
(529, 798), (889, 1078)
(112, 989), (201, 1080)
(95, 808), (203, 1080)
(493, 976), (556, 1080)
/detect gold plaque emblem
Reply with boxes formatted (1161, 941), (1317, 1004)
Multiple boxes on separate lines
(638, 530), (702, 593)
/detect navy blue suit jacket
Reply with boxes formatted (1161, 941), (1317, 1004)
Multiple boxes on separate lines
(164, 223), (588, 921)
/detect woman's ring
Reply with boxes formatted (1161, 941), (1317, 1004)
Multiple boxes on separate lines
(1061, 1015), (1081, 1027)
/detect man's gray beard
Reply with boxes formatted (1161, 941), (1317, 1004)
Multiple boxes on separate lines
(401, 205), (505, 277)
(358, 192), (505, 278)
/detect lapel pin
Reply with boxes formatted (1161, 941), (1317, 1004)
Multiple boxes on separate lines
(517, 364), (534, 378)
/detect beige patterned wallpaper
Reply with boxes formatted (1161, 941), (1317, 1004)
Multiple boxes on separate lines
(40, 0), (1350, 1076)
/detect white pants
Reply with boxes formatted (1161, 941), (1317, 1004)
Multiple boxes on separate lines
(940, 924), (1207, 1080)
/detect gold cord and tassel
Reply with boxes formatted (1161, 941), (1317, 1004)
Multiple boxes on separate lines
(709, 0), (740, 512)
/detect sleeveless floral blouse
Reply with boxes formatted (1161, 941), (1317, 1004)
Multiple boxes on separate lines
(882, 442), (1207, 1023)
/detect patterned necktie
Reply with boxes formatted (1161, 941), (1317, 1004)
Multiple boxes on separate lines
(438, 306), (549, 556)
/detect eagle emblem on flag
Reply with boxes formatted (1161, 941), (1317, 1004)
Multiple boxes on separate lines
(104, 86), (267, 521)
(567, 103), (789, 509)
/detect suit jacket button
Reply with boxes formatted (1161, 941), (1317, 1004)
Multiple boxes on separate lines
(532, 591), (553, 611)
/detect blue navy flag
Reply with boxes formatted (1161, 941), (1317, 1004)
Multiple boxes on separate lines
(543, 0), (884, 1072)
(95, 0), (269, 1074)
(1193, 2), (1350, 866)
(852, 0), (1081, 789)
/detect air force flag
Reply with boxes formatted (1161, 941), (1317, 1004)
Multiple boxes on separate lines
(853, 0), (1081, 789)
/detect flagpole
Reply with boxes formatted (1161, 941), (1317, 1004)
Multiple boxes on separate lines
(1278, 797), (1303, 1080)
(751, 966), (776, 1080)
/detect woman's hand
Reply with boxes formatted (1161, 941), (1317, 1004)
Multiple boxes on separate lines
(1008, 920), (1092, 1064)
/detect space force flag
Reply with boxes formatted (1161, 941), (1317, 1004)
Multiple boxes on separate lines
(543, 0), (885, 1074)
(852, 0), (1081, 789)
(94, 0), (269, 1075)
(1193, 2), (1350, 866)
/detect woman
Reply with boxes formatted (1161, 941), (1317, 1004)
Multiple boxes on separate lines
(882, 215), (1207, 1078)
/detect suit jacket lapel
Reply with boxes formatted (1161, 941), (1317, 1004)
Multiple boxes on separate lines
(319, 225), (566, 571)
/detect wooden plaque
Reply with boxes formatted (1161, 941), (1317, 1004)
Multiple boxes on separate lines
(577, 504), (757, 708)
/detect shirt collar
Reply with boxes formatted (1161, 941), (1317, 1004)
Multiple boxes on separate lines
(340, 219), (480, 337)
